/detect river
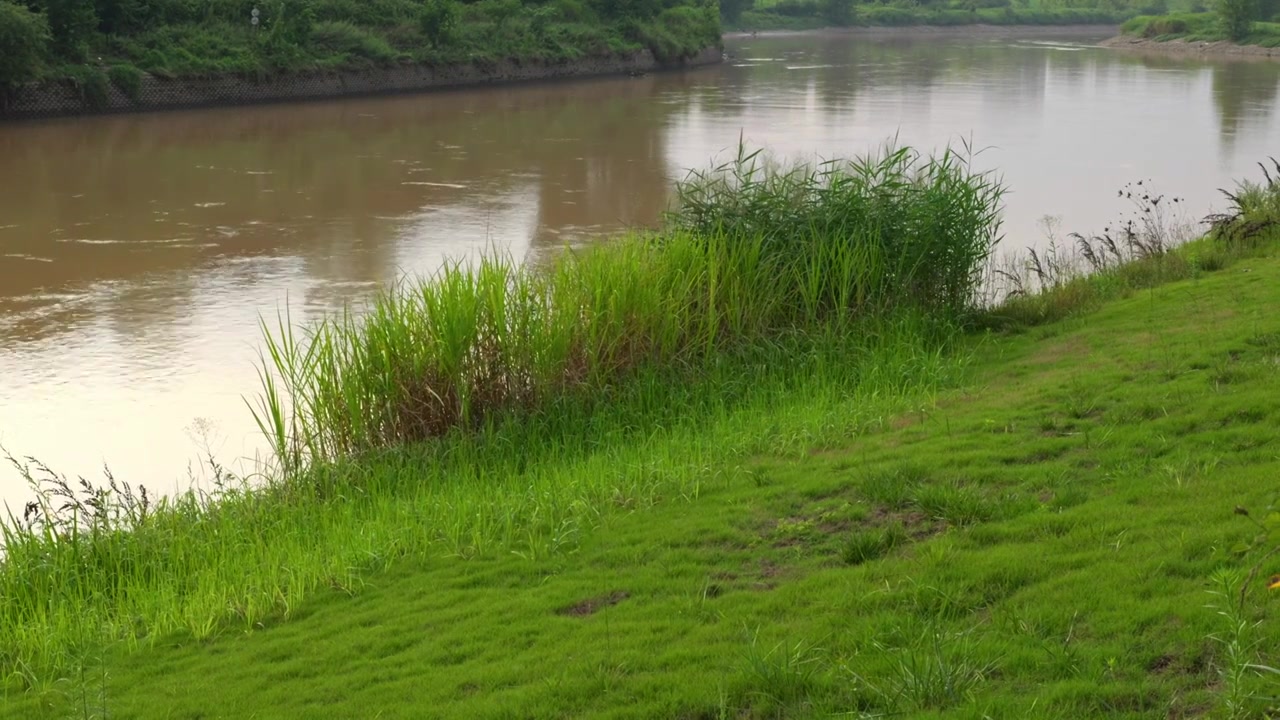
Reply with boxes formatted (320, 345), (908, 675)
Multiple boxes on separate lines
(2, 29), (1278, 505)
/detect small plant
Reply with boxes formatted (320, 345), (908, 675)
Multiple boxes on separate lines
(883, 627), (995, 710)
(1206, 567), (1263, 718)
(736, 631), (824, 712)
(843, 522), (906, 565)
(859, 466), (927, 510)
(912, 483), (993, 526)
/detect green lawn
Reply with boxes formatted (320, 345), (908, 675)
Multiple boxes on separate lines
(8, 234), (1280, 717)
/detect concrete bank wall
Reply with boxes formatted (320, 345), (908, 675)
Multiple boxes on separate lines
(0, 47), (723, 121)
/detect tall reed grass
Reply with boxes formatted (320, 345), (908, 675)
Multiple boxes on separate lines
(254, 143), (1005, 471)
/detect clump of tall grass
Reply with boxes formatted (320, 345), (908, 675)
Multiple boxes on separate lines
(255, 143), (1005, 470)
(668, 143), (1005, 321)
(1208, 158), (1280, 250)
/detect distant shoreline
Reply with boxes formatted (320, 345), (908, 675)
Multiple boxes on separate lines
(0, 48), (723, 122)
(1100, 34), (1280, 59)
(723, 24), (1117, 40)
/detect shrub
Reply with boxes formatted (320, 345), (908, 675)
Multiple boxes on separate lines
(94, 0), (152, 35)
(479, 0), (522, 26)
(590, 0), (662, 21)
(770, 0), (820, 17)
(0, 1), (49, 96)
(821, 0), (852, 25)
(720, 0), (753, 24)
(418, 0), (459, 47)
(45, 0), (99, 60)
(311, 19), (397, 62)
(107, 62), (143, 100)
(262, 0), (316, 46)
(66, 64), (110, 109)
(859, 5), (918, 25)
(310, 0), (421, 25)
(1216, 0), (1259, 40)
(527, 4), (558, 37)
(552, 0), (592, 22)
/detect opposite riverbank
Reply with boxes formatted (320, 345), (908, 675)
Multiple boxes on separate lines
(1101, 13), (1280, 59)
(1102, 33), (1280, 58)
(725, 23), (1116, 40)
(726, 6), (1127, 34)
(0, 0), (720, 120)
(0, 46), (723, 120)
(3, 148), (1280, 717)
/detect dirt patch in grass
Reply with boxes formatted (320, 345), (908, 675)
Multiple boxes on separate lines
(559, 591), (630, 616)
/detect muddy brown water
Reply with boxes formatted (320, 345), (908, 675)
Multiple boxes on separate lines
(2, 30), (1278, 505)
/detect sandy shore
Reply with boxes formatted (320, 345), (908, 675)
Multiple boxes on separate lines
(1100, 34), (1280, 59)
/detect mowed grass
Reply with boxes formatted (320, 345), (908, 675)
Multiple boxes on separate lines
(9, 215), (1280, 716)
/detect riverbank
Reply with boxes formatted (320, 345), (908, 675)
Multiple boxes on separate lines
(0, 47), (722, 120)
(4, 150), (1280, 716)
(6, 161), (1280, 717)
(727, 7), (1126, 35)
(0, 0), (720, 120)
(1102, 13), (1280, 59)
(1102, 34), (1280, 58)
(724, 23), (1117, 40)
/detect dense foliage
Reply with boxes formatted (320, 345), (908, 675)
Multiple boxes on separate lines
(1216, 0), (1260, 38)
(0, 0), (720, 85)
(0, 2), (48, 96)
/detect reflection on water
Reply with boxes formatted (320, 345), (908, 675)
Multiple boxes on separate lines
(2, 31), (1279, 504)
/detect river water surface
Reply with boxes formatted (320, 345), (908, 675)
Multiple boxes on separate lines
(2, 30), (1279, 504)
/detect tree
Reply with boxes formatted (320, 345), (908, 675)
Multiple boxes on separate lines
(419, 0), (459, 47)
(821, 0), (852, 25)
(43, 0), (98, 61)
(0, 1), (49, 99)
(719, 0), (753, 24)
(1216, 0), (1259, 41)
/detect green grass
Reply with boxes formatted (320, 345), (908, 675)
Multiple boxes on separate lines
(1122, 12), (1280, 46)
(730, 5), (1130, 32)
(4, 158), (1280, 718)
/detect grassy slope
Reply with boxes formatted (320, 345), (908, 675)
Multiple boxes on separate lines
(1121, 13), (1280, 47)
(9, 244), (1280, 717)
